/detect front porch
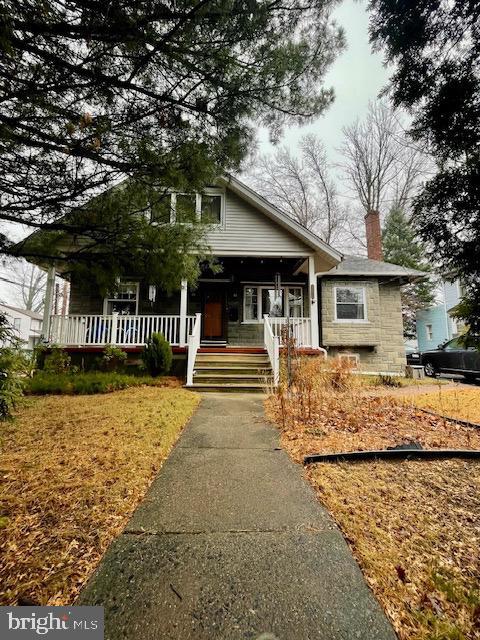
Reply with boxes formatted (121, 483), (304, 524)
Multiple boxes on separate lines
(45, 256), (320, 350)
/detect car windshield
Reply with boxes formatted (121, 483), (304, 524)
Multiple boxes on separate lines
(443, 338), (463, 350)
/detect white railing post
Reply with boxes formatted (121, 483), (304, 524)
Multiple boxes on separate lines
(264, 314), (280, 386)
(186, 313), (201, 386)
(179, 279), (188, 347)
(110, 313), (118, 345)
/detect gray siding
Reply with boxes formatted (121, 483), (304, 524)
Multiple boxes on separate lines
(206, 189), (312, 256)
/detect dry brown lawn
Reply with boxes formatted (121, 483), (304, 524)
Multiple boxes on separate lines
(407, 387), (480, 425)
(0, 386), (200, 606)
(307, 460), (480, 640)
(266, 359), (480, 639)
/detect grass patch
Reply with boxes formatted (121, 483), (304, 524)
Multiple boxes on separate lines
(25, 371), (180, 396)
(0, 386), (200, 605)
(408, 387), (480, 424)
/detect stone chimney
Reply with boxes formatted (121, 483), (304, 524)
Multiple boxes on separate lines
(365, 210), (383, 261)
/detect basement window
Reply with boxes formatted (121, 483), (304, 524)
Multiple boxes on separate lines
(338, 353), (360, 368)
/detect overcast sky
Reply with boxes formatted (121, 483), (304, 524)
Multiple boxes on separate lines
(256, 0), (390, 164)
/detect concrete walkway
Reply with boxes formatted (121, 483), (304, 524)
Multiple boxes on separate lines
(80, 394), (396, 640)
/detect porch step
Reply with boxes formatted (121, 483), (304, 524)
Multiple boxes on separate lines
(195, 365), (271, 375)
(190, 349), (272, 392)
(193, 373), (272, 384)
(186, 383), (267, 393)
(196, 354), (270, 364)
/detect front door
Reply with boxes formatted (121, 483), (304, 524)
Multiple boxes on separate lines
(202, 289), (226, 341)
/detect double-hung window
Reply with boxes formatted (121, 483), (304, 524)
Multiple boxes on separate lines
(104, 281), (139, 315)
(151, 190), (223, 225)
(243, 286), (303, 322)
(334, 286), (366, 322)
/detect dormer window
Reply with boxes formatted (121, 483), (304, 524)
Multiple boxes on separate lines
(151, 189), (224, 225)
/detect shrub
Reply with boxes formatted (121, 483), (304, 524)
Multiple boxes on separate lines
(43, 346), (71, 374)
(375, 374), (402, 388)
(0, 313), (27, 419)
(99, 345), (127, 371)
(0, 348), (27, 419)
(25, 372), (167, 395)
(142, 333), (172, 376)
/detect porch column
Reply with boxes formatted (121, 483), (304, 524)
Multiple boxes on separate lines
(308, 256), (319, 348)
(179, 279), (188, 347)
(41, 264), (56, 341)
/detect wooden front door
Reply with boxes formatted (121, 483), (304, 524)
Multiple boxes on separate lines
(202, 289), (225, 340)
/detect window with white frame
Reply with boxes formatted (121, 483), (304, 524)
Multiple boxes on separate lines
(151, 190), (223, 225)
(334, 286), (366, 321)
(104, 281), (139, 315)
(13, 317), (21, 332)
(426, 323), (433, 340)
(338, 353), (360, 368)
(243, 286), (303, 322)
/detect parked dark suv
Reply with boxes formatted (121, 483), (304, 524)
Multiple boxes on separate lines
(421, 337), (480, 381)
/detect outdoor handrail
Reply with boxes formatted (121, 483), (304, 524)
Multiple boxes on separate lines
(264, 314), (280, 385)
(186, 313), (202, 386)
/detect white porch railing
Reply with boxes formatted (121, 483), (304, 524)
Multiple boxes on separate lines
(49, 314), (195, 347)
(186, 313), (202, 386)
(268, 317), (312, 348)
(264, 315), (280, 385)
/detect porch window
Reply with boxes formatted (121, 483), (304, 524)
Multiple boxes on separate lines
(104, 281), (139, 315)
(334, 286), (366, 321)
(244, 287), (258, 321)
(262, 289), (284, 317)
(243, 286), (304, 321)
(288, 287), (303, 317)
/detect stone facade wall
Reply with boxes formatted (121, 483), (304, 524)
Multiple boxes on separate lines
(321, 278), (405, 374)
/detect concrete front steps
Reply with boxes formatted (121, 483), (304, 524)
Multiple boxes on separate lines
(187, 350), (272, 392)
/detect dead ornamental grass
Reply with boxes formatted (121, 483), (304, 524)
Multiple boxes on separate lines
(0, 386), (200, 606)
(266, 357), (480, 640)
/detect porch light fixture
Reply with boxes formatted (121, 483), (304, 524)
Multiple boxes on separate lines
(275, 272), (281, 295)
(148, 285), (157, 303)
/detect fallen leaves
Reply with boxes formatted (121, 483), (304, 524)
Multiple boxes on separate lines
(0, 386), (200, 606)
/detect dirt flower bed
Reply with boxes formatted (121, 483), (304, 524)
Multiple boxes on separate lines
(0, 386), (200, 606)
(407, 387), (480, 425)
(266, 357), (480, 640)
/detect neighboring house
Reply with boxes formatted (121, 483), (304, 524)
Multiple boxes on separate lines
(0, 304), (42, 350)
(29, 176), (424, 386)
(416, 280), (464, 352)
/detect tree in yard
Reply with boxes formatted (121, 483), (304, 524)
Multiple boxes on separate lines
(367, 0), (480, 338)
(9, 261), (46, 313)
(249, 134), (348, 246)
(0, 0), (345, 291)
(382, 208), (435, 338)
(340, 101), (428, 220)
